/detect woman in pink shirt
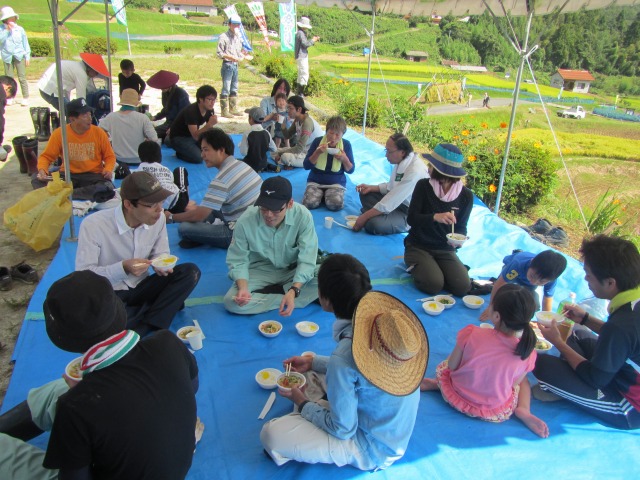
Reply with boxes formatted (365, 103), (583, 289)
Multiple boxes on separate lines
(421, 284), (549, 438)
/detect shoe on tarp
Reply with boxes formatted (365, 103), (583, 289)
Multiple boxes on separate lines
(544, 226), (569, 247)
(529, 218), (553, 235)
(0, 267), (12, 291)
(10, 262), (38, 284)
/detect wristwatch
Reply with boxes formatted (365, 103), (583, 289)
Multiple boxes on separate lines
(288, 286), (300, 298)
(167, 213), (173, 224)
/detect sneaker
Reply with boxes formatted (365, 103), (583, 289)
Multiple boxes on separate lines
(531, 384), (562, 402)
(544, 226), (569, 247)
(529, 218), (553, 235)
(10, 262), (39, 284)
(0, 267), (12, 291)
(20, 99), (29, 107)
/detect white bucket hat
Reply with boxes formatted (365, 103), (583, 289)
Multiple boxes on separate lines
(297, 16), (312, 29)
(1, 7), (19, 22)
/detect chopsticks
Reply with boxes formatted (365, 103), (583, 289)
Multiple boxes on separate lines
(132, 262), (149, 268)
(285, 362), (291, 377)
(332, 220), (351, 230)
(193, 319), (205, 339)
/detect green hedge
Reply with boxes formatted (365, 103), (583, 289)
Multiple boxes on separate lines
(30, 38), (53, 57)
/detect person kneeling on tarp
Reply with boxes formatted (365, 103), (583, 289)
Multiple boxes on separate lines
(0, 271), (201, 479)
(261, 254), (428, 471)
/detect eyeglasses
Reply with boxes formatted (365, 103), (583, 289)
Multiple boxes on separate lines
(138, 201), (162, 209)
(259, 206), (286, 214)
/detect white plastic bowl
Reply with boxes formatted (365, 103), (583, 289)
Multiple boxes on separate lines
(276, 371), (307, 391)
(176, 326), (201, 344)
(462, 295), (485, 309)
(346, 219), (356, 228)
(255, 368), (282, 389)
(296, 321), (319, 337)
(65, 357), (83, 381)
(258, 320), (283, 338)
(479, 322), (494, 329)
(535, 338), (552, 353)
(422, 301), (444, 316)
(326, 147), (340, 155)
(345, 215), (358, 222)
(446, 233), (468, 248)
(152, 254), (178, 271)
(434, 295), (455, 309)
(534, 311), (566, 327)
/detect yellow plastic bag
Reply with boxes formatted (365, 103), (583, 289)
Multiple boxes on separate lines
(3, 172), (73, 251)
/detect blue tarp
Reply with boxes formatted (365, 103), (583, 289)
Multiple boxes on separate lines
(3, 130), (638, 479)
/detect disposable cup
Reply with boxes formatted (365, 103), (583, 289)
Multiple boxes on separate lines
(186, 330), (203, 350)
(324, 217), (333, 229)
(557, 320), (573, 342)
(277, 114), (285, 123)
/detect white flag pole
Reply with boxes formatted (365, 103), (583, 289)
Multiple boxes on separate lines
(126, 26), (131, 55)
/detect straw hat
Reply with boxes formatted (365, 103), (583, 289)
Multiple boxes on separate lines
(352, 291), (428, 396)
(147, 70), (179, 90)
(79, 52), (110, 78)
(297, 17), (313, 29)
(118, 88), (141, 107)
(421, 143), (466, 178)
(1, 7), (18, 21)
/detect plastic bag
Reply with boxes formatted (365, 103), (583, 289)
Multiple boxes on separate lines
(3, 172), (73, 251)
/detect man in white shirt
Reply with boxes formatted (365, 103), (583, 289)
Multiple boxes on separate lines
(76, 171), (201, 335)
(353, 133), (429, 235)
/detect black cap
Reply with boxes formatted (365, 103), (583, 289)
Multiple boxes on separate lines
(44, 271), (127, 353)
(66, 98), (94, 116)
(254, 176), (292, 211)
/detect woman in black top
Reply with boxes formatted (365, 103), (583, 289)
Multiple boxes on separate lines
(404, 143), (472, 297)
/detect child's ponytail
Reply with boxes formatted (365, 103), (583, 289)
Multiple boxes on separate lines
(492, 284), (537, 360)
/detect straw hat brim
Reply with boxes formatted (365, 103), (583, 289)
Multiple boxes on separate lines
(352, 291), (429, 396)
(147, 70), (179, 90)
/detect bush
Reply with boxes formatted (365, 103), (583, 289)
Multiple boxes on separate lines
(83, 37), (117, 55)
(463, 136), (558, 213)
(302, 70), (325, 97)
(186, 12), (209, 18)
(163, 44), (183, 55)
(263, 54), (297, 84)
(30, 38), (53, 57)
(338, 94), (382, 128)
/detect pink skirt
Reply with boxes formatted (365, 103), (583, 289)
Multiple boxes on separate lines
(436, 360), (519, 422)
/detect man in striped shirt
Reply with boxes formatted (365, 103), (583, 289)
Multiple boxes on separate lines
(167, 128), (262, 249)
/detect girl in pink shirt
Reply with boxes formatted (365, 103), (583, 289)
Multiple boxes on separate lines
(421, 284), (549, 438)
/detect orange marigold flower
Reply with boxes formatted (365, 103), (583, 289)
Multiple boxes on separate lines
(612, 199), (621, 205)
(461, 130), (470, 136)
(453, 135), (459, 140)
(468, 155), (477, 162)
(481, 122), (488, 129)
(489, 184), (497, 193)
(500, 122), (507, 128)
(494, 148), (500, 155)
(463, 139), (469, 145)
(470, 115), (475, 119)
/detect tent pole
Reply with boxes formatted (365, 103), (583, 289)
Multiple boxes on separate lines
(361, 1), (375, 136)
(494, 10), (534, 216)
(49, 0), (76, 241)
(104, 0), (113, 113)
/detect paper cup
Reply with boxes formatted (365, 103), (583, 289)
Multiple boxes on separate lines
(557, 320), (574, 342)
(277, 114), (285, 123)
(324, 217), (333, 229)
(186, 330), (203, 350)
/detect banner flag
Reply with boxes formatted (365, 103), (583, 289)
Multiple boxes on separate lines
(247, 2), (271, 52)
(110, 0), (127, 27)
(278, 0), (296, 52)
(224, 5), (253, 52)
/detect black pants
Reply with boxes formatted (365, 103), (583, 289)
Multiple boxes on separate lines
(534, 326), (640, 429)
(115, 263), (200, 330)
(31, 172), (115, 202)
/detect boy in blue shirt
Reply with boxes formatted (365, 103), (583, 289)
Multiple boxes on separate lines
(480, 250), (567, 320)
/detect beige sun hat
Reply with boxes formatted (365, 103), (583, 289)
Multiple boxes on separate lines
(1, 7), (18, 22)
(118, 89), (141, 107)
(297, 16), (312, 29)
(352, 291), (429, 396)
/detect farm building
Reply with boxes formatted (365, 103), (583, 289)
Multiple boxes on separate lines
(550, 69), (595, 93)
(406, 50), (429, 62)
(162, 0), (217, 16)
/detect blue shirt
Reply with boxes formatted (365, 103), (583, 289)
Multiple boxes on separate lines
(500, 252), (557, 297)
(301, 320), (420, 470)
(303, 136), (355, 188)
(0, 24), (30, 64)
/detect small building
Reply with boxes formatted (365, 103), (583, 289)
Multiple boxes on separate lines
(406, 50), (428, 62)
(550, 69), (595, 93)
(162, 0), (217, 16)
(441, 59), (460, 67)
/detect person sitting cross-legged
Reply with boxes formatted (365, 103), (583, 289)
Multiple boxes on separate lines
(169, 128), (262, 249)
(0, 270), (201, 480)
(76, 171), (201, 336)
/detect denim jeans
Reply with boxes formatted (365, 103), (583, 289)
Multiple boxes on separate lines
(38, 89), (68, 112)
(220, 62), (238, 97)
(167, 135), (202, 164)
(178, 211), (233, 249)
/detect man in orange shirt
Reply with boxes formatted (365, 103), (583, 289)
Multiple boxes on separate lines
(32, 97), (116, 202)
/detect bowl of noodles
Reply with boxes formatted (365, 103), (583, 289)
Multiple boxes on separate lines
(151, 254), (178, 271)
(276, 371), (306, 391)
(535, 338), (552, 353)
(259, 320), (283, 338)
(65, 357), (83, 381)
